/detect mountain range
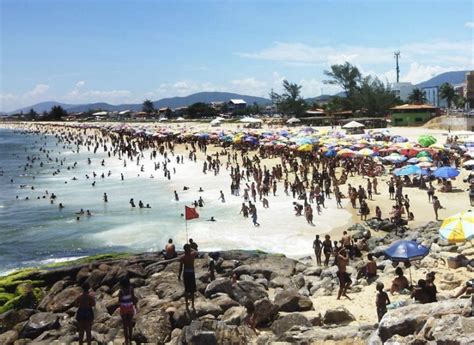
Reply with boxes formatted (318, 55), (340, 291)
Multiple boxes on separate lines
(5, 71), (470, 115)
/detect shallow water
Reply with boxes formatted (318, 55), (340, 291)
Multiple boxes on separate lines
(0, 127), (351, 274)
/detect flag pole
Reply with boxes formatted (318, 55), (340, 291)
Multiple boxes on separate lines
(185, 218), (189, 243)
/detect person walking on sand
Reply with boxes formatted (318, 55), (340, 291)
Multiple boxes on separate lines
(375, 282), (390, 322)
(178, 244), (198, 312)
(119, 277), (137, 345)
(218, 190), (225, 203)
(313, 234), (322, 266)
(322, 235), (332, 266)
(433, 196), (443, 220)
(75, 283), (95, 345)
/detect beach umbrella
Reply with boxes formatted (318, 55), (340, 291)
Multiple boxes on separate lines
(462, 159), (474, 168)
(417, 162), (433, 169)
(392, 135), (408, 143)
(384, 240), (430, 263)
(418, 156), (433, 162)
(433, 166), (460, 179)
(297, 144), (313, 152)
(324, 149), (337, 157)
(407, 157), (420, 164)
(337, 148), (356, 157)
(418, 135), (437, 147)
(384, 240), (430, 285)
(429, 143), (445, 150)
(439, 210), (474, 243)
(416, 151), (431, 158)
(357, 148), (375, 156)
(393, 165), (422, 176)
(383, 153), (407, 163)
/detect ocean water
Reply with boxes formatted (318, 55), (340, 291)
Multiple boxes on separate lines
(0, 127), (352, 275)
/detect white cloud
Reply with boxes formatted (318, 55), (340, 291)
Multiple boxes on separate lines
(238, 40), (473, 70)
(466, 21), (474, 28)
(229, 78), (268, 96)
(75, 80), (86, 88)
(0, 84), (51, 111)
(400, 62), (460, 84)
(63, 89), (132, 103)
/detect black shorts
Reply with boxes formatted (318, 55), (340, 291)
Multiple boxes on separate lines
(183, 271), (196, 293)
(337, 271), (352, 287)
(76, 308), (94, 322)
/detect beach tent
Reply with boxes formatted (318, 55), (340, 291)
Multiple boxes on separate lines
(342, 121), (365, 129)
(210, 119), (222, 126)
(176, 117), (185, 121)
(439, 210), (474, 243)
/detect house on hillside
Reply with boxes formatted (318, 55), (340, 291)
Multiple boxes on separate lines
(389, 104), (438, 126)
(158, 107), (172, 119)
(93, 111), (109, 120)
(228, 99), (247, 112)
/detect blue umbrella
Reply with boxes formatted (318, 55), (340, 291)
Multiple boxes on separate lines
(433, 166), (460, 179)
(393, 165), (422, 176)
(324, 149), (337, 157)
(384, 240), (429, 263)
(407, 157), (420, 164)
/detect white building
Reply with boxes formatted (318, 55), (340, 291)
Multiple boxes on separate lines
(391, 82), (414, 101)
(228, 99), (247, 112)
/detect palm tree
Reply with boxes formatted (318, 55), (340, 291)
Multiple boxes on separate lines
(439, 82), (456, 109)
(407, 88), (426, 104)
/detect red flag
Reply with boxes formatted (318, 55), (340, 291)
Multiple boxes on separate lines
(185, 206), (199, 221)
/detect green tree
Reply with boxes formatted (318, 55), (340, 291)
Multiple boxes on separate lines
(186, 102), (217, 119)
(454, 95), (465, 109)
(353, 76), (401, 116)
(407, 88), (427, 104)
(323, 62), (362, 110)
(49, 105), (67, 121)
(271, 80), (307, 117)
(142, 99), (155, 115)
(27, 108), (38, 120)
(439, 82), (456, 109)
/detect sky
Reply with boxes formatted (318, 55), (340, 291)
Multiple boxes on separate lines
(1, 0), (473, 111)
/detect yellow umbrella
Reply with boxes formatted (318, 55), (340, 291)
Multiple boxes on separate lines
(439, 211), (474, 242)
(429, 143), (445, 150)
(298, 144), (313, 152)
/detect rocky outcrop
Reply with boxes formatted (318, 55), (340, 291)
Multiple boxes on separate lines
(271, 313), (312, 336)
(377, 299), (471, 342)
(274, 289), (314, 312)
(20, 312), (59, 339)
(232, 280), (268, 305)
(323, 306), (356, 325)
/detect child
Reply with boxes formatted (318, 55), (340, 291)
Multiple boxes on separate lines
(375, 282), (390, 322)
(244, 300), (258, 335)
(119, 277), (137, 345)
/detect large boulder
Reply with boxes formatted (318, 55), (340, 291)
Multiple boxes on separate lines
(149, 272), (185, 301)
(133, 309), (171, 344)
(84, 269), (106, 290)
(0, 330), (18, 345)
(274, 289), (313, 312)
(38, 280), (72, 311)
(253, 298), (278, 326)
(232, 280), (268, 305)
(378, 299), (471, 342)
(210, 294), (239, 312)
(20, 312), (59, 339)
(204, 278), (233, 298)
(271, 313), (311, 336)
(221, 306), (245, 325)
(323, 306), (356, 325)
(181, 319), (254, 345)
(420, 314), (474, 343)
(0, 309), (35, 333)
(233, 255), (296, 280)
(194, 300), (222, 318)
(46, 286), (82, 313)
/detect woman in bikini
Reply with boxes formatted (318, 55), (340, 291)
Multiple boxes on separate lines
(119, 277), (137, 345)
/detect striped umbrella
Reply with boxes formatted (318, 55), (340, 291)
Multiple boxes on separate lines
(439, 211), (474, 242)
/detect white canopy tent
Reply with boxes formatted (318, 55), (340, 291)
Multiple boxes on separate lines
(287, 117), (301, 124)
(343, 121), (365, 129)
(240, 117), (262, 123)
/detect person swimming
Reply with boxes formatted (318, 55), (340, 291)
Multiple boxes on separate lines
(207, 216), (216, 222)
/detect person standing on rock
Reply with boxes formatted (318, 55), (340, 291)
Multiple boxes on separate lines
(119, 277), (137, 345)
(322, 235), (332, 266)
(75, 282), (95, 345)
(336, 248), (352, 300)
(375, 282), (390, 322)
(179, 244), (198, 312)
